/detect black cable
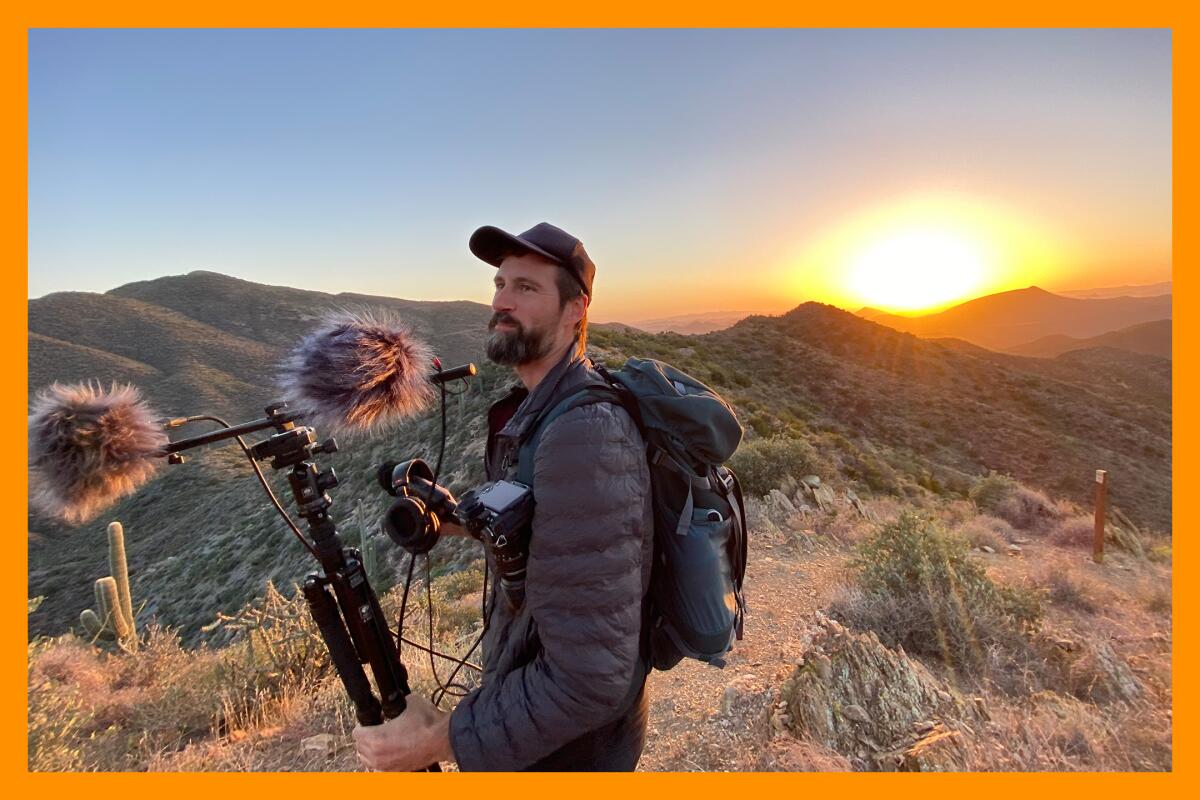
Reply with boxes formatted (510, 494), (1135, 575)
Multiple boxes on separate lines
(179, 415), (319, 559)
(389, 372), (492, 706)
(431, 560), (491, 707)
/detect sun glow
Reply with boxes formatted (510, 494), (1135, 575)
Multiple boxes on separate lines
(847, 227), (986, 312)
(787, 192), (1064, 315)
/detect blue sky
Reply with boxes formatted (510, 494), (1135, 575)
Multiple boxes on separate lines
(28, 29), (1171, 320)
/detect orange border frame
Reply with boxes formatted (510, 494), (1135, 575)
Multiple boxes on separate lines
(6, 5), (1188, 796)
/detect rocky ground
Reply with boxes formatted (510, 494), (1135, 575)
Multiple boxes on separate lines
(29, 484), (1172, 772)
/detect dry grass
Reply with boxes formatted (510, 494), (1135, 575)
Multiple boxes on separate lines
(30, 496), (1170, 773)
(959, 514), (1017, 550)
(967, 692), (1170, 771)
(29, 566), (489, 772)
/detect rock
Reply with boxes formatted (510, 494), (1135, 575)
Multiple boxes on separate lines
(1007, 544), (1023, 554)
(767, 489), (797, 515)
(720, 674), (765, 718)
(301, 733), (336, 757)
(813, 486), (837, 511)
(1064, 638), (1144, 705)
(778, 615), (982, 771)
(785, 513), (810, 531)
(981, 546), (995, 554)
(841, 704), (872, 724)
(802, 475), (822, 489)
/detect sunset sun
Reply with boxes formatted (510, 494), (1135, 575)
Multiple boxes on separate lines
(847, 227), (988, 312)
(787, 191), (1062, 315)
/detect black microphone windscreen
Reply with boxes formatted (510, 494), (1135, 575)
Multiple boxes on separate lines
(28, 382), (169, 525)
(277, 310), (435, 436)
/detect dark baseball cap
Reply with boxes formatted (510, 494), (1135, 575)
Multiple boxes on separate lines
(469, 222), (595, 299)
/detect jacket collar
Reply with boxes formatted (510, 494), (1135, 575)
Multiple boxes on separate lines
(497, 345), (592, 441)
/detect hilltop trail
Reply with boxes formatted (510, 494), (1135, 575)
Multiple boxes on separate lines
(638, 542), (848, 771)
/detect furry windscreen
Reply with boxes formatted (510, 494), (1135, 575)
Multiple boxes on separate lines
(28, 382), (169, 525)
(277, 310), (435, 436)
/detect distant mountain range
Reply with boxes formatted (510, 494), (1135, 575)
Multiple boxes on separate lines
(1056, 281), (1171, 300)
(1006, 319), (1172, 359)
(620, 310), (748, 335)
(856, 286), (1171, 351)
(27, 271), (1170, 644)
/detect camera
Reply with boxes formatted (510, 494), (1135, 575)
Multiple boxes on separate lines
(453, 480), (535, 606)
(378, 459), (459, 554)
(377, 458), (536, 606)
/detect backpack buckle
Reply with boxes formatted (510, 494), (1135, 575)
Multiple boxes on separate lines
(649, 445), (668, 467)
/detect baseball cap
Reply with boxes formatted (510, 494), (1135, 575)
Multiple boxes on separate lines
(469, 222), (595, 299)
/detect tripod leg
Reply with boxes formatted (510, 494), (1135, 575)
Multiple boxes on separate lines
(304, 576), (382, 726)
(332, 553), (442, 771)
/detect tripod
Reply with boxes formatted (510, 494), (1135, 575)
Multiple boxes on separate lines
(165, 402), (441, 771)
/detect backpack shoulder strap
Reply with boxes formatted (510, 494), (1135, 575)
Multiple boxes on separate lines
(515, 382), (622, 487)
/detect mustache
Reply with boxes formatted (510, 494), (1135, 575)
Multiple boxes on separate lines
(488, 312), (522, 331)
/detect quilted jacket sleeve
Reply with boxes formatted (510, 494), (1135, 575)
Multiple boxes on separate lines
(448, 401), (650, 770)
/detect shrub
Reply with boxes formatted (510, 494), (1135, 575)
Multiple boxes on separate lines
(1040, 569), (1099, 614)
(728, 436), (820, 497)
(994, 485), (1061, 532)
(959, 515), (1016, 550)
(829, 512), (1042, 671)
(1050, 515), (1096, 548)
(970, 472), (1062, 533)
(969, 472), (1019, 514)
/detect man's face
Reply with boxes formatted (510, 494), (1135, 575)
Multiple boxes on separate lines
(486, 252), (577, 366)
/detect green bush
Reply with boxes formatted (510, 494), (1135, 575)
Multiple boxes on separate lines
(830, 512), (1042, 671)
(969, 471), (1020, 514)
(727, 436), (820, 497)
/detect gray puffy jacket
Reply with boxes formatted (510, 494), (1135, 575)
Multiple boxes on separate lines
(448, 347), (654, 770)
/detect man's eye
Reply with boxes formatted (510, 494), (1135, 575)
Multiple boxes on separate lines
(519, 284), (534, 292)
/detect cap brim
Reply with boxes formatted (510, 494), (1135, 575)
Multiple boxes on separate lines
(469, 225), (564, 268)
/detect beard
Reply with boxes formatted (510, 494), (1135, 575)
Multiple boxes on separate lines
(485, 312), (555, 366)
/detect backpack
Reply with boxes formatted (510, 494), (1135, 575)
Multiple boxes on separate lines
(516, 357), (748, 670)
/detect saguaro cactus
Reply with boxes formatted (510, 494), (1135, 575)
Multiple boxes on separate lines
(79, 521), (138, 652)
(356, 498), (380, 588)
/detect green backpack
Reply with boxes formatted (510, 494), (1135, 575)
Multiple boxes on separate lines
(517, 357), (748, 670)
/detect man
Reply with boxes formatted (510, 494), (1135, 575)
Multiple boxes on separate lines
(354, 222), (654, 771)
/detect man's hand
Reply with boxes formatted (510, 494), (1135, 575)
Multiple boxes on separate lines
(352, 695), (454, 771)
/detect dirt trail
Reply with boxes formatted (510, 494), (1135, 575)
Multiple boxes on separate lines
(638, 542), (847, 771)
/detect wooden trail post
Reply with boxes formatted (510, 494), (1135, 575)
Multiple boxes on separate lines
(1093, 469), (1108, 564)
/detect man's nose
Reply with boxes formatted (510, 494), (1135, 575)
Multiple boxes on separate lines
(492, 286), (514, 313)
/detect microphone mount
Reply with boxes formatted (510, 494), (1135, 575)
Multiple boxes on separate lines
(154, 360), (477, 771)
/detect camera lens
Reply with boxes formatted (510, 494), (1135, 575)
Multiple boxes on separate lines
(382, 496), (441, 554)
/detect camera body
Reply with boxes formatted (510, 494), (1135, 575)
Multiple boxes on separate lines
(377, 458), (536, 606)
(453, 480), (535, 607)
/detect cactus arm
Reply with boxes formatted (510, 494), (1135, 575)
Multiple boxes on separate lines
(107, 521), (137, 647)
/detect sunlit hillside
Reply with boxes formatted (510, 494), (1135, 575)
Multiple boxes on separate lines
(29, 272), (1171, 772)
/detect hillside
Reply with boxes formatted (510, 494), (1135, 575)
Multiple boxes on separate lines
(27, 273), (1172, 773)
(1006, 319), (1172, 359)
(623, 310), (748, 335)
(28, 277), (1171, 648)
(592, 305), (1169, 529)
(29, 271), (489, 422)
(858, 287), (1171, 351)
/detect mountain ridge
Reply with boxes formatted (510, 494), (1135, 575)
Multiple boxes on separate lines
(854, 285), (1171, 350)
